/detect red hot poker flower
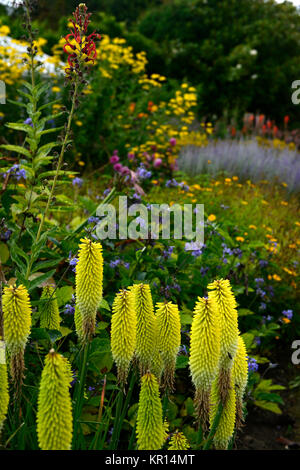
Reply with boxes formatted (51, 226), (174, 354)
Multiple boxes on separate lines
(63, 3), (101, 77)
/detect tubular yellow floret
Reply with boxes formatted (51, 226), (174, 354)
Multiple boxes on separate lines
(111, 289), (137, 383)
(155, 301), (181, 391)
(210, 375), (236, 450)
(0, 363), (9, 433)
(189, 296), (221, 427)
(232, 335), (248, 428)
(131, 284), (158, 376)
(39, 285), (60, 330)
(151, 318), (164, 383)
(74, 306), (84, 343)
(136, 372), (164, 450)
(37, 349), (73, 450)
(168, 431), (190, 450)
(208, 279), (239, 403)
(2, 284), (32, 388)
(75, 237), (103, 342)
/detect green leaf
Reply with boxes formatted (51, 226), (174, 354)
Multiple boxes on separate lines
(255, 392), (284, 405)
(254, 400), (282, 414)
(55, 285), (74, 307)
(99, 298), (111, 311)
(180, 313), (193, 325)
(5, 122), (34, 135)
(241, 332), (255, 349)
(0, 243), (9, 264)
(28, 269), (56, 292)
(238, 308), (255, 316)
(31, 258), (63, 274)
(176, 355), (189, 369)
(0, 144), (31, 159)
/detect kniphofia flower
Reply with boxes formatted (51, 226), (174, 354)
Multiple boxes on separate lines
(2, 284), (32, 390)
(189, 296), (221, 428)
(37, 350), (73, 450)
(111, 289), (136, 384)
(136, 373), (164, 450)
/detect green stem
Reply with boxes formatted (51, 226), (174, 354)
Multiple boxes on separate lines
(128, 422), (137, 450)
(203, 402), (223, 450)
(25, 79), (79, 281)
(109, 371), (136, 450)
(34, 79), (79, 246)
(109, 389), (124, 450)
(162, 391), (169, 421)
(72, 342), (90, 449)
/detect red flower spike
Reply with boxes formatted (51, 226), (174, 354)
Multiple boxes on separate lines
(63, 4), (101, 77)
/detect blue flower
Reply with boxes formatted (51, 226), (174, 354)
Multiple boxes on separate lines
(282, 309), (293, 319)
(24, 117), (33, 127)
(248, 357), (258, 372)
(64, 304), (75, 315)
(72, 177), (83, 187)
(259, 259), (268, 268)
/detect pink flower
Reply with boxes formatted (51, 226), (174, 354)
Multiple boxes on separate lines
(110, 155), (119, 164)
(113, 163), (123, 173)
(153, 158), (162, 168)
(121, 166), (130, 175)
(169, 137), (176, 146)
(127, 152), (135, 160)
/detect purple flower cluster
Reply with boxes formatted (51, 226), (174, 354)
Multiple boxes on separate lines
(109, 258), (130, 269)
(162, 245), (174, 259)
(282, 309), (293, 320)
(248, 357), (258, 372)
(2, 164), (26, 181)
(165, 179), (189, 191)
(69, 251), (79, 273)
(72, 177), (83, 187)
(64, 304), (75, 315)
(136, 164), (152, 180)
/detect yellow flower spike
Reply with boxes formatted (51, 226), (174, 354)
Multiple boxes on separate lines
(209, 375), (236, 450)
(0, 363), (9, 433)
(232, 335), (248, 428)
(189, 296), (221, 428)
(39, 285), (60, 331)
(111, 289), (137, 384)
(131, 284), (157, 376)
(136, 373), (164, 450)
(37, 349), (73, 450)
(151, 319), (164, 383)
(75, 237), (103, 343)
(2, 284), (32, 389)
(208, 279), (239, 404)
(155, 301), (181, 391)
(168, 431), (190, 450)
(74, 306), (84, 343)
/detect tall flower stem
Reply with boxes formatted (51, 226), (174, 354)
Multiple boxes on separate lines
(35, 79), (79, 245)
(25, 79), (79, 281)
(109, 370), (136, 450)
(72, 341), (90, 448)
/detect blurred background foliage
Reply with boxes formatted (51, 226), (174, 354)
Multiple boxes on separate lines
(2, 0), (300, 124)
